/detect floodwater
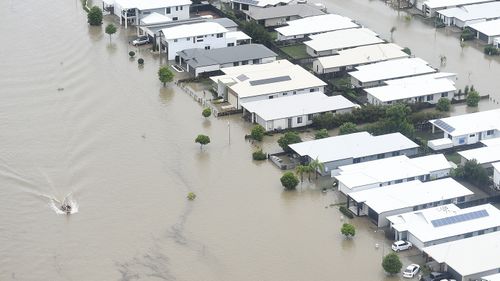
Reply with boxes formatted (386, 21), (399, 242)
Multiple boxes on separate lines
(0, 0), (495, 281)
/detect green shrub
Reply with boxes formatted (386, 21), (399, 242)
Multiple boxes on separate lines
(436, 98), (451, 111)
(466, 90), (480, 107)
(138, 58), (144, 65)
(252, 149), (267, 160)
(250, 125), (265, 141)
(339, 206), (354, 219)
(460, 28), (475, 41)
(484, 45), (500, 56)
(129, 51), (135, 57)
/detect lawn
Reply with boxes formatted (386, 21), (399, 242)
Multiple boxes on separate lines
(445, 152), (462, 165)
(280, 44), (309, 59)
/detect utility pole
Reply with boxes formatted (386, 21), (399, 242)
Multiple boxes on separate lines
(228, 121), (231, 144)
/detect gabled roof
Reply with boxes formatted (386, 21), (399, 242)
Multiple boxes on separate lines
(423, 231), (500, 277)
(161, 22), (228, 40)
(349, 58), (436, 83)
(348, 178), (472, 214)
(316, 43), (409, 70)
(240, 92), (357, 121)
(458, 145), (500, 164)
(289, 132), (418, 164)
(335, 154), (451, 189)
(140, 12), (171, 25)
(210, 60), (326, 98)
(436, 1), (500, 22)
(387, 203), (500, 244)
(430, 109), (500, 136)
(468, 18), (500, 36)
(304, 28), (383, 52)
(177, 44), (277, 68)
(276, 14), (358, 37)
(244, 3), (325, 20)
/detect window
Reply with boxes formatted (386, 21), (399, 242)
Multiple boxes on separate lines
(282, 92), (287, 96)
(309, 89), (315, 92)
(252, 59), (259, 64)
(377, 153), (385, 159)
(216, 33), (223, 38)
(166, 7), (171, 13)
(459, 137), (466, 144)
(297, 117), (303, 124)
(269, 96), (274, 99)
(176, 6), (179, 11)
(441, 92), (448, 97)
(469, 134), (475, 137)
(233, 62), (239, 66)
(242, 60), (248, 65)
(180, 6), (183, 10)
(307, 114), (313, 121)
(487, 130), (494, 135)
(174, 39), (178, 42)
(478, 230), (485, 235)
(392, 151), (400, 156)
(426, 94), (434, 101)
(173, 17), (178, 20)
(186, 37), (190, 41)
(227, 43), (235, 47)
(353, 158), (360, 163)
(395, 179), (403, 184)
(242, 3), (249, 10)
(293, 91), (296, 95)
(204, 46), (210, 50)
(285, 16), (290, 21)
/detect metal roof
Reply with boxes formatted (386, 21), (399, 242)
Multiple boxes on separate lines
(244, 3), (325, 20)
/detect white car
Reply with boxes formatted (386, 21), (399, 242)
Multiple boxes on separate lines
(392, 240), (413, 252)
(403, 264), (420, 278)
(132, 36), (149, 46)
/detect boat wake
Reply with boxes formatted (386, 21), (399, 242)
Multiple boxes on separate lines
(48, 194), (79, 215)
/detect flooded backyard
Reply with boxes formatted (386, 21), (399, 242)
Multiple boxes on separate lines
(0, 0), (497, 280)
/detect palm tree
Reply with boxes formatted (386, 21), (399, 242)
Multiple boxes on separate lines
(390, 26), (396, 42)
(308, 157), (325, 180)
(295, 165), (307, 183)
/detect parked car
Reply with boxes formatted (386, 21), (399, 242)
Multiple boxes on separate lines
(403, 264), (420, 278)
(132, 36), (149, 46)
(392, 240), (413, 252)
(420, 272), (453, 281)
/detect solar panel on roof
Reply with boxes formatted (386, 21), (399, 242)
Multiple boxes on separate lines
(431, 209), (489, 227)
(237, 74), (249, 81)
(249, 75), (291, 86)
(433, 119), (455, 133)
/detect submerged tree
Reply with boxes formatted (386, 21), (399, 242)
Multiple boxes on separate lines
(277, 132), (302, 153)
(280, 172), (299, 190)
(341, 223), (356, 238)
(105, 23), (117, 43)
(195, 134), (210, 150)
(382, 253), (403, 275)
(466, 90), (480, 107)
(308, 157), (325, 180)
(250, 124), (265, 141)
(202, 107), (212, 118)
(158, 66), (174, 86)
(87, 6), (103, 26)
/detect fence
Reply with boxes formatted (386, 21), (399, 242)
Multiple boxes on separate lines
(175, 81), (219, 116)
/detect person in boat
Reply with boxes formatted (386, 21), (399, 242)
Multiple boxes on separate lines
(61, 203), (72, 213)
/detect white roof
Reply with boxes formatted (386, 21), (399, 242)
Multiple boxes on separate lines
(335, 154), (451, 190)
(493, 162), (500, 173)
(482, 138), (500, 147)
(276, 14), (359, 37)
(289, 132), (418, 163)
(428, 137), (454, 147)
(240, 92), (357, 121)
(232, 0), (293, 7)
(437, 1), (500, 22)
(140, 12), (171, 25)
(482, 273), (500, 281)
(114, 0), (191, 10)
(430, 109), (500, 136)
(389, 203), (500, 243)
(226, 31), (251, 41)
(316, 43), (409, 70)
(458, 145), (500, 164)
(349, 58), (436, 83)
(423, 231), (500, 277)
(349, 178), (472, 214)
(423, 0), (492, 9)
(365, 73), (456, 102)
(210, 60), (326, 98)
(304, 28), (384, 52)
(161, 22), (228, 40)
(469, 19), (500, 36)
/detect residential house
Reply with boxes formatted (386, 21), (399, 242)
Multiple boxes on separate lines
(240, 92), (358, 131)
(388, 203), (500, 250)
(158, 22), (238, 60)
(243, 3), (326, 27)
(334, 154), (452, 194)
(421, 0), (495, 17)
(349, 58), (436, 88)
(177, 44), (277, 77)
(468, 19), (500, 44)
(365, 72), (456, 105)
(423, 231), (500, 281)
(275, 14), (359, 42)
(230, 0), (292, 11)
(346, 178), (473, 227)
(288, 132), (419, 175)
(312, 43), (409, 76)
(428, 108), (500, 150)
(304, 28), (384, 57)
(436, 1), (500, 28)
(103, 0), (191, 28)
(458, 137), (500, 168)
(209, 60), (326, 109)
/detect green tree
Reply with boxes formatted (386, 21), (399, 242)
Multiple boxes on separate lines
(202, 107), (212, 118)
(280, 172), (299, 190)
(105, 23), (117, 43)
(295, 165), (308, 183)
(466, 90), (480, 107)
(87, 6), (103, 26)
(383, 104), (415, 137)
(339, 122), (359, 135)
(277, 132), (302, 153)
(250, 124), (265, 141)
(452, 159), (489, 186)
(158, 66), (174, 86)
(195, 134), (210, 150)
(436, 98), (451, 111)
(341, 223), (356, 237)
(308, 157), (325, 179)
(315, 129), (329, 139)
(240, 21), (272, 46)
(382, 253), (403, 275)
(252, 149), (267, 160)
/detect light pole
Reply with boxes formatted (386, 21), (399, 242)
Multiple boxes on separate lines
(227, 121), (231, 144)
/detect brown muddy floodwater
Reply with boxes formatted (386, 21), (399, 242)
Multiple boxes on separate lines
(0, 0), (496, 281)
